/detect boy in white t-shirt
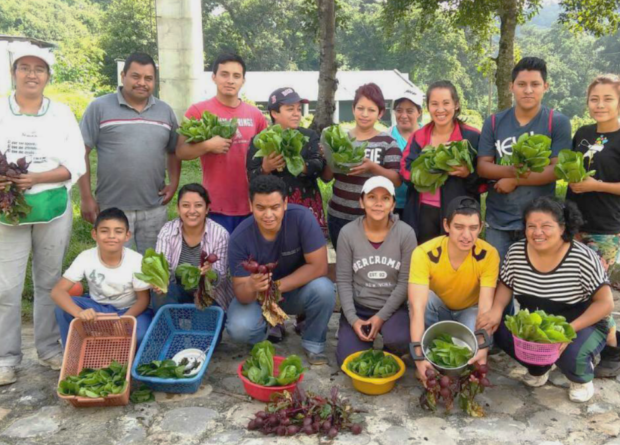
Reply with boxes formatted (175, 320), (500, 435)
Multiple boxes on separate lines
(51, 208), (154, 346)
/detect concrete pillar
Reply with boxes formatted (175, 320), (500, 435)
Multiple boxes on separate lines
(155, 0), (204, 121)
(0, 42), (13, 96)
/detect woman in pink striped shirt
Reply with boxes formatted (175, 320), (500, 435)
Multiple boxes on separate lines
(153, 183), (235, 311)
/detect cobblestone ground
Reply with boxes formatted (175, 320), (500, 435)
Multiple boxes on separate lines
(1, 305), (619, 445)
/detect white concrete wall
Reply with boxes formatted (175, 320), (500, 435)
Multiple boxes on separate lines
(155, 0), (205, 121)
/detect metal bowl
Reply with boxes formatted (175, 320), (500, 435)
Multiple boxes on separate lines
(411, 321), (491, 377)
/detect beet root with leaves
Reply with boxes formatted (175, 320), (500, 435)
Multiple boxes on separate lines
(176, 252), (220, 310)
(420, 362), (491, 417)
(247, 386), (364, 438)
(0, 151), (31, 224)
(241, 258), (287, 326)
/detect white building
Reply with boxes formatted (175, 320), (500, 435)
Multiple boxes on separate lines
(0, 35), (56, 96)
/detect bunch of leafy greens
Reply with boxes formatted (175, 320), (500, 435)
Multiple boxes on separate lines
(177, 111), (238, 143)
(241, 340), (305, 386)
(322, 125), (367, 172)
(136, 358), (202, 379)
(501, 133), (552, 178)
(410, 140), (476, 193)
(425, 333), (473, 368)
(175, 258), (219, 309)
(135, 248), (170, 293)
(554, 149), (596, 183)
(176, 263), (202, 290)
(130, 384), (155, 403)
(346, 349), (400, 378)
(253, 125), (308, 176)
(505, 309), (577, 344)
(58, 360), (128, 398)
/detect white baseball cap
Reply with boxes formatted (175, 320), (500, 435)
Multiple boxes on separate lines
(393, 89), (424, 110)
(361, 176), (396, 197)
(9, 42), (55, 72)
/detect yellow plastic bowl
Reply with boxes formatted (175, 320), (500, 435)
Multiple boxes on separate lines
(341, 351), (406, 395)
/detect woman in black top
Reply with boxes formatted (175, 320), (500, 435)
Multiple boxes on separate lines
(566, 74), (620, 378)
(247, 88), (327, 236)
(478, 197), (614, 403)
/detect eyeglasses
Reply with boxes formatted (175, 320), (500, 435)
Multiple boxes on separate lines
(16, 66), (48, 76)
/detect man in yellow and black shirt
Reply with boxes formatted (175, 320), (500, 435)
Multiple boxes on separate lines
(408, 196), (499, 384)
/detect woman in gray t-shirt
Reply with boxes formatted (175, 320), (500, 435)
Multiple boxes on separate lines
(335, 176), (418, 366)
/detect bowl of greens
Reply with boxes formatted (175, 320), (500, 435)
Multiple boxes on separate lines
(237, 341), (305, 402)
(412, 321), (492, 377)
(341, 349), (406, 395)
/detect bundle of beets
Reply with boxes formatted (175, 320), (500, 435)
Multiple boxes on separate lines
(0, 151), (31, 224)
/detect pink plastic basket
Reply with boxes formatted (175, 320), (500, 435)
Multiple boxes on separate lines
(513, 335), (562, 366)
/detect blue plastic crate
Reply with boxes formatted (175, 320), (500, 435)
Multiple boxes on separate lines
(131, 304), (224, 393)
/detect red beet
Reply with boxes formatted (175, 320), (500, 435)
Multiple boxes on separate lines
(480, 377), (491, 388)
(247, 420), (258, 430)
(276, 426), (287, 436)
(287, 425), (300, 435)
(247, 261), (260, 274)
(425, 369), (436, 379)
(440, 388), (451, 399)
(350, 423), (363, 435)
(439, 376), (451, 388)
(265, 262), (277, 271)
(207, 253), (218, 263)
(304, 425), (314, 435)
(257, 264), (268, 274)
(328, 427), (339, 438)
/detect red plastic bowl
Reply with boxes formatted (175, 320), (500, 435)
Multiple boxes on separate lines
(237, 355), (305, 402)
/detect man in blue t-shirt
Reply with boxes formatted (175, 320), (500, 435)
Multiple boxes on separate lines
(477, 57), (572, 262)
(226, 175), (335, 364)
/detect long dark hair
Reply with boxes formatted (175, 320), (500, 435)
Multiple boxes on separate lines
(523, 197), (583, 242)
(426, 80), (465, 126)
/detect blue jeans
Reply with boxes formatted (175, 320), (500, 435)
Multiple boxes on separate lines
(152, 281), (195, 312)
(55, 296), (154, 348)
(225, 277), (335, 353)
(209, 213), (250, 234)
(484, 226), (524, 265)
(424, 291), (478, 332)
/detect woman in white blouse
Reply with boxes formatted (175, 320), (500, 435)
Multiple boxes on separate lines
(0, 43), (86, 385)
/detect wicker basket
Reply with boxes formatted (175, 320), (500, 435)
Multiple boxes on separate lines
(57, 314), (136, 407)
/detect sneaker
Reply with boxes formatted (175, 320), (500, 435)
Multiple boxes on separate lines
(304, 350), (329, 366)
(38, 354), (63, 371)
(569, 381), (594, 403)
(0, 367), (17, 386)
(523, 370), (550, 387)
(267, 324), (286, 344)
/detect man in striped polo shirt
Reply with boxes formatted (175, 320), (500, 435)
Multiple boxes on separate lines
(78, 53), (180, 254)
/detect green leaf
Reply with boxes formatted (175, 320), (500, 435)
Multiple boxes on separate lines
(346, 349), (400, 378)
(176, 263), (201, 290)
(135, 249), (170, 293)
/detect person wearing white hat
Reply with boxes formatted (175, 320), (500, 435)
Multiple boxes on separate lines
(390, 89), (424, 219)
(335, 176), (417, 365)
(0, 43), (86, 385)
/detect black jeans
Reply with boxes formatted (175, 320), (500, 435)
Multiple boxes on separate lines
(418, 204), (441, 244)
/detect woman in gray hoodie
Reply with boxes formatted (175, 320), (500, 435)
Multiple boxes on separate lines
(335, 176), (418, 365)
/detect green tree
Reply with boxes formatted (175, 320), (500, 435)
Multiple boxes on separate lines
(383, 0), (620, 112)
(201, 0), (318, 70)
(99, 0), (157, 86)
(0, 0), (105, 89)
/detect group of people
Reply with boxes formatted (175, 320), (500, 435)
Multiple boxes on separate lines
(0, 42), (619, 404)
